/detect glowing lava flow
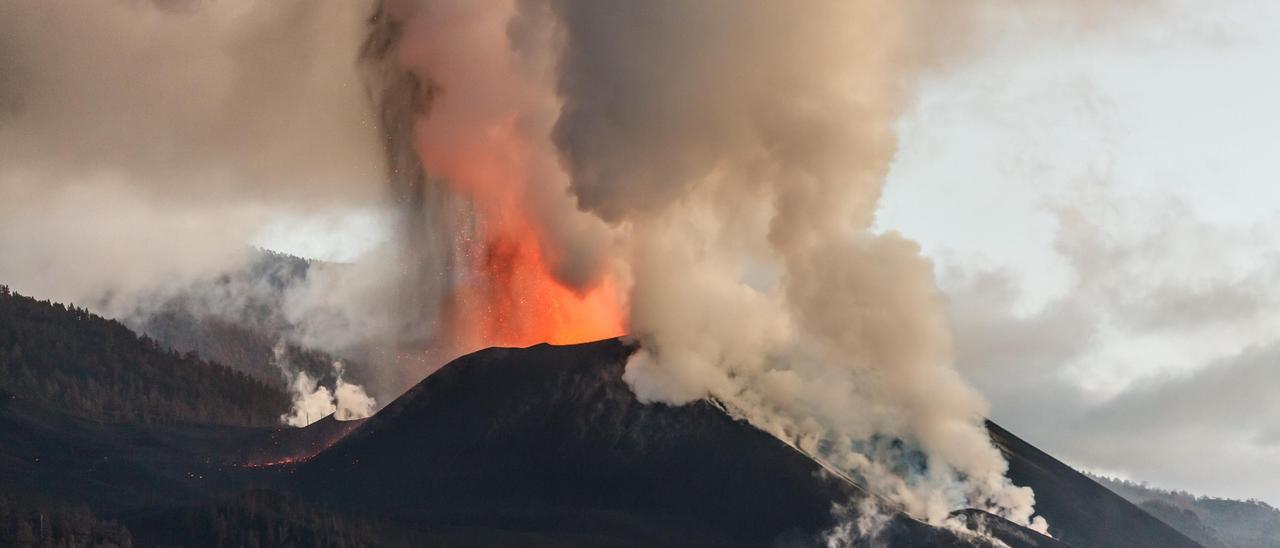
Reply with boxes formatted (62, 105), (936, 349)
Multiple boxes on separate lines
(237, 418), (364, 468)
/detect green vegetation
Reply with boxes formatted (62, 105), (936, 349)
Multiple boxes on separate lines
(127, 490), (431, 548)
(1094, 474), (1280, 548)
(0, 285), (288, 427)
(134, 307), (338, 390)
(0, 494), (132, 548)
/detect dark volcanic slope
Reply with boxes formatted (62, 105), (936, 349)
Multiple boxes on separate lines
(0, 388), (357, 516)
(989, 421), (1203, 548)
(0, 288), (287, 427)
(299, 340), (845, 546)
(0, 389), (272, 515)
(297, 339), (1042, 547)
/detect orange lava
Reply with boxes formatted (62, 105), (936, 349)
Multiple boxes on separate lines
(238, 455), (311, 469)
(417, 117), (626, 351)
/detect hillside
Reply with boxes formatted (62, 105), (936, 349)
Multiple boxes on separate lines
(123, 489), (432, 548)
(122, 248), (375, 394)
(1093, 475), (1280, 548)
(0, 285), (288, 427)
(296, 339), (1067, 547)
(0, 493), (132, 547)
(986, 421), (1200, 547)
(133, 306), (343, 390)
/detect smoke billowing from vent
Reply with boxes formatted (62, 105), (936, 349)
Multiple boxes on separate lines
(273, 343), (376, 427)
(542, 0), (1042, 530)
(355, 0), (1116, 532)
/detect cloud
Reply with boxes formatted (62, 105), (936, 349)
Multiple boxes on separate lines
(0, 0), (384, 307)
(944, 192), (1280, 503)
(1073, 343), (1280, 503)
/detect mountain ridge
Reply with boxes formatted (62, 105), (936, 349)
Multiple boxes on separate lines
(1091, 474), (1280, 548)
(0, 285), (287, 427)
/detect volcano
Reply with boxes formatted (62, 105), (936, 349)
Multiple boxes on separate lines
(0, 305), (1201, 546)
(286, 338), (1194, 547)
(295, 338), (972, 546)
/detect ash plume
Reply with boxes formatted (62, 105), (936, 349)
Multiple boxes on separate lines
(535, 1), (1152, 531)
(359, 0), (624, 371)
(357, 0), (1145, 534)
(357, 0), (460, 371)
(538, 0), (1044, 529)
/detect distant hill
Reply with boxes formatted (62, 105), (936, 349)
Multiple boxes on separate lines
(0, 285), (288, 427)
(986, 421), (1200, 548)
(1092, 474), (1280, 548)
(133, 306), (340, 390)
(122, 248), (373, 393)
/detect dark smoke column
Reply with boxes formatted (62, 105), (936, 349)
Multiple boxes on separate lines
(358, 2), (465, 363)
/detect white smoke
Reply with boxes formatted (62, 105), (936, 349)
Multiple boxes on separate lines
(825, 499), (893, 546)
(279, 368), (334, 428)
(273, 343), (376, 427)
(539, 0), (1045, 531)
(332, 362), (379, 420)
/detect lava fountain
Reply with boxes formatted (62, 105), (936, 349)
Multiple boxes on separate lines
(362, 0), (626, 359)
(423, 119), (626, 349)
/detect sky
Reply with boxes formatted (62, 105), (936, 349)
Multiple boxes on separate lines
(878, 0), (1280, 504)
(261, 0), (1280, 504)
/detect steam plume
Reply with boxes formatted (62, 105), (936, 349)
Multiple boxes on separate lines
(274, 343), (376, 427)
(544, 1), (1043, 529)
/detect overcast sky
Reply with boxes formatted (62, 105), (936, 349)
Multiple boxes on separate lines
(877, 0), (1280, 505)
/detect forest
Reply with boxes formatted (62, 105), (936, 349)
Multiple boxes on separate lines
(0, 285), (288, 427)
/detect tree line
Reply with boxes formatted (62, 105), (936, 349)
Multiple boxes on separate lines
(0, 285), (288, 427)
